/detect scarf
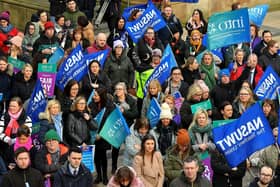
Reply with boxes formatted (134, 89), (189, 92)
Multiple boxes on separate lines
(200, 62), (216, 90)
(51, 113), (63, 141)
(190, 38), (202, 53)
(14, 136), (33, 151)
(189, 123), (212, 144)
(0, 24), (14, 34)
(5, 108), (23, 137)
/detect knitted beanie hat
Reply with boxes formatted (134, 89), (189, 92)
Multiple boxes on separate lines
(0, 11), (10, 22)
(160, 103), (173, 120)
(44, 129), (61, 143)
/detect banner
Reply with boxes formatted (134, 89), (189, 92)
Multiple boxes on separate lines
(37, 63), (57, 97)
(207, 8), (250, 50)
(48, 47), (64, 64)
(213, 103), (275, 167)
(90, 107), (105, 144)
(190, 99), (212, 114)
(144, 44), (177, 95)
(8, 56), (25, 73)
(100, 107), (130, 148)
(248, 4), (269, 27)
(83, 48), (110, 69)
(146, 98), (161, 128)
(56, 44), (84, 90)
(199, 152), (213, 182)
(27, 80), (47, 123)
(81, 145), (95, 173)
(125, 2), (166, 43)
(254, 66), (280, 100)
(212, 119), (236, 128)
(122, 4), (146, 21)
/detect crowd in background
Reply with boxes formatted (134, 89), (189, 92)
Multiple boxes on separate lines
(0, 0), (280, 186)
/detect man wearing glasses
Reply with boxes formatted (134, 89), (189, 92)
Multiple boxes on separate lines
(248, 165), (274, 187)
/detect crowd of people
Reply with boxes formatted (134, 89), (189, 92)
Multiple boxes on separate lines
(0, 0), (280, 186)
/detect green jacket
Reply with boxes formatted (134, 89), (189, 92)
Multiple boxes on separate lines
(63, 9), (86, 28)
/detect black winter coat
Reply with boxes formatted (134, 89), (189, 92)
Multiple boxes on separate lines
(65, 111), (98, 146)
(1, 166), (44, 187)
(11, 73), (36, 103)
(82, 71), (112, 98)
(180, 99), (201, 129)
(259, 49), (280, 75)
(53, 161), (93, 187)
(89, 99), (115, 150)
(211, 149), (246, 187)
(113, 94), (138, 127)
(181, 68), (201, 86)
(210, 82), (236, 109)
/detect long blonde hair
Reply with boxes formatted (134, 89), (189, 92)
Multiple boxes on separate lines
(42, 99), (61, 122)
(188, 109), (209, 130)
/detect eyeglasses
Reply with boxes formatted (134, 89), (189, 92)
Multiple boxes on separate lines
(260, 173), (272, 177)
(77, 102), (86, 105)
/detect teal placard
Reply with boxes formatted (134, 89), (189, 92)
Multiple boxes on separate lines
(38, 63), (57, 73)
(191, 99), (212, 114)
(8, 56), (25, 73)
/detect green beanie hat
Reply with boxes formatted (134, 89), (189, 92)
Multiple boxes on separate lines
(44, 129), (61, 143)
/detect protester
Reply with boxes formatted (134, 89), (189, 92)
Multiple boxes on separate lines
(253, 30), (272, 57)
(108, 166), (144, 187)
(185, 9), (208, 36)
(133, 134), (164, 187)
(211, 68), (236, 108)
(185, 30), (206, 57)
(123, 118), (156, 167)
(1, 147), (44, 187)
(259, 40), (280, 74)
(77, 15), (95, 46)
(134, 27), (164, 65)
(223, 43), (250, 68)
(11, 63), (35, 103)
(150, 48), (162, 68)
(5, 125), (36, 169)
(212, 101), (234, 120)
(158, 4), (183, 46)
(169, 27), (187, 67)
(181, 56), (201, 85)
(34, 129), (68, 185)
(87, 32), (111, 54)
(250, 24), (262, 50)
(35, 10), (49, 34)
(81, 59), (111, 99)
(104, 40), (134, 90)
(200, 51), (219, 90)
(63, 0), (86, 29)
(22, 22), (40, 62)
(39, 99), (63, 144)
(188, 109), (216, 154)
(65, 96), (97, 147)
(65, 28), (90, 51)
(0, 56), (13, 115)
(169, 156), (211, 187)
(151, 102), (178, 156)
(211, 148), (246, 187)
(262, 99), (278, 129)
(228, 49), (246, 81)
(53, 147), (93, 187)
(0, 10), (19, 55)
(141, 79), (165, 118)
(232, 87), (256, 118)
(180, 83), (203, 129)
(162, 67), (189, 98)
(0, 97), (32, 152)
(248, 165), (275, 187)
(88, 87), (115, 185)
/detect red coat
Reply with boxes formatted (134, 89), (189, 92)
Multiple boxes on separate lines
(0, 26), (19, 54)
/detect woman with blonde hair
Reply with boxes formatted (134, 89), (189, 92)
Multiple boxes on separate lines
(232, 87), (256, 118)
(141, 79), (165, 118)
(188, 109), (215, 154)
(38, 99), (63, 144)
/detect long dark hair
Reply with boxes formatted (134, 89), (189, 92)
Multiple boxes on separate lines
(63, 79), (79, 97)
(138, 134), (156, 166)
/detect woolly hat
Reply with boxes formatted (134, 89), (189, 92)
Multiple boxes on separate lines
(0, 11), (10, 22)
(10, 35), (23, 48)
(152, 48), (162, 57)
(219, 68), (230, 80)
(44, 21), (54, 30)
(176, 129), (190, 146)
(196, 80), (209, 92)
(160, 103), (173, 120)
(113, 40), (124, 49)
(44, 129), (61, 143)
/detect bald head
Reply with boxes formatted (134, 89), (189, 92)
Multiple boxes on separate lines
(96, 33), (107, 48)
